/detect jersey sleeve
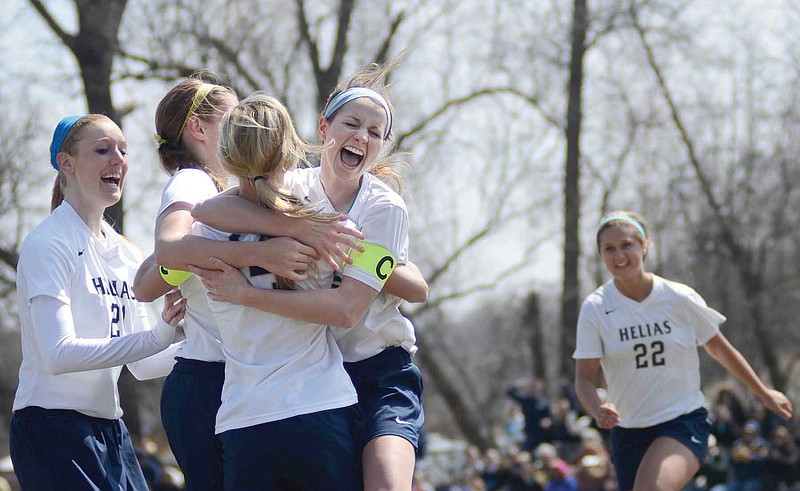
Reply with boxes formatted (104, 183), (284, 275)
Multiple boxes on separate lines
(343, 199), (409, 291)
(157, 169), (219, 218)
(18, 233), (75, 305)
(683, 288), (725, 345)
(30, 295), (175, 376)
(573, 299), (604, 359)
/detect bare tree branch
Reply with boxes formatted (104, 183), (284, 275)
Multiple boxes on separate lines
(294, 0), (321, 78)
(373, 9), (406, 63)
(396, 87), (562, 150)
(631, 4), (746, 264)
(26, 0), (75, 49)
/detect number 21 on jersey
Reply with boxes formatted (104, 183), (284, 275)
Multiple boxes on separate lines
(110, 303), (126, 338)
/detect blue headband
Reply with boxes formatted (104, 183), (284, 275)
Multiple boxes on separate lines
(598, 213), (647, 238)
(324, 88), (393, 140)
(50, 115), (85, 171)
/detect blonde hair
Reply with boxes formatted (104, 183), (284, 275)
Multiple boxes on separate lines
(50, 114), (114, 212)
(220, 92), (337, 288)
(154, 72), (237, 190)
(321, 55), (409, 191)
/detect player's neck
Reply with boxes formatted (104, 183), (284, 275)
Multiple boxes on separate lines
(614, 272), (653, 302)
(319, 172), (360, 214)
(63, 196), (105, 237)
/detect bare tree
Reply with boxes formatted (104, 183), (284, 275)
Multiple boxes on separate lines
(560, 0), (589, 379)
(628, 1), (800, 391)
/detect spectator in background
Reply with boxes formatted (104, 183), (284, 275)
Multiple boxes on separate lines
(572, 429), (610, 491)
(412, 470), (436, 491)
(574, 453), (608, 491)
(507, 450), (545, 491)
(712, 388), (747, 446)
(506, 401), (528, 450)
(479, 448), (507, 490)
(543, 397), (582, 457)
(764, 425), (799, 491)
(728, 420), (770, 491)
(709, 398), (741, 448)
(535, 443), (576, 491)
(751, 398), (785, 441)
(508, 378), (551, 452)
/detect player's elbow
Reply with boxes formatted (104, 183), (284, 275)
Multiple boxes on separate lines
(43, 350), (71, 376)
(153, 241), (172, 268)
(190, 200), (210, 222)
(407, 283), (428, 303)
(132, 280), (161, 303)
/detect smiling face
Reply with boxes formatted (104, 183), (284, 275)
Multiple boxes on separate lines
(318, 97), (387, 185)
(598, 223), (649, 282)
(59, 117), (128, 212)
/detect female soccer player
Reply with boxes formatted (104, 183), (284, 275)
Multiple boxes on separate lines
(192, 92), (363, 490)
(573, 210), (793, 491)
(191, 58), (427, 490)
(133, 74), (363, 491)
(10, 114), (184, 490)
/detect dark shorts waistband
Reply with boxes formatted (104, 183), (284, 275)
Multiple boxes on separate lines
(344, 346), (410, 371)
(172, 357), (225, 375)
(14, 406), (116, 424)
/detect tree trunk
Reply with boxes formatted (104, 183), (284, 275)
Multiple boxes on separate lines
(738, 263), (786, 390)
(73, 0), (127, 232)
(560, 0), (588, 378)
(524, 292), (546, 379)
(413, 333), (492, 450)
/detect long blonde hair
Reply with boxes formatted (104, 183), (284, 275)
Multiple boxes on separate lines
(219, 92), (337, 288)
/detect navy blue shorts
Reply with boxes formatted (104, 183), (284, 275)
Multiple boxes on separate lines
(10, 406), (148, 491)
(220, 405), (362, 490)
(344, 346), (425, 450)
(161, 357), (225, 491)
(610, 407), (711, 491)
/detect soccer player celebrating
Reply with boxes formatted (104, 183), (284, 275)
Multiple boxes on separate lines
(11, 115), (184, 490)
(573, 210), (792, 491)
(191, 58), (427, 490)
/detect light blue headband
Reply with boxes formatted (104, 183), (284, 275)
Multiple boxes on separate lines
(50, 115), (85, 171)
(324, 87), (393, 140)
(598, 213), (646, 238)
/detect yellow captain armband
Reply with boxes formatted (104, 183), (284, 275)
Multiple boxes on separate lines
(159, 265), (192, 287)
(348, 241), (397, 286)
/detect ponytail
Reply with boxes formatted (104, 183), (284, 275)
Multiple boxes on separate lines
(50, 174), (65, 212)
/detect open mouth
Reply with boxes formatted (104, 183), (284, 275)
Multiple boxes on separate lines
(340, 145), (364, 168)
(101, 173), (122, 187)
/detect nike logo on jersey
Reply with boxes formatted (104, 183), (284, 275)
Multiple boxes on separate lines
(395, 416), (414, 426)
(605, 309), (616, 315)
(690, 435), (702, 445)
(78, 249), (85, 256)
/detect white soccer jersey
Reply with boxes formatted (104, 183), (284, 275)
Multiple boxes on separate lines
(156, 168), (223, 362)
(573, 275), (724, 428)
(285, 168), (417, 362)
(14, 202), (162, 419)
(191, 221), (357, 434)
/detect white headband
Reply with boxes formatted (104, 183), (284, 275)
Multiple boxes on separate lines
(324, 87), (392, 139)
